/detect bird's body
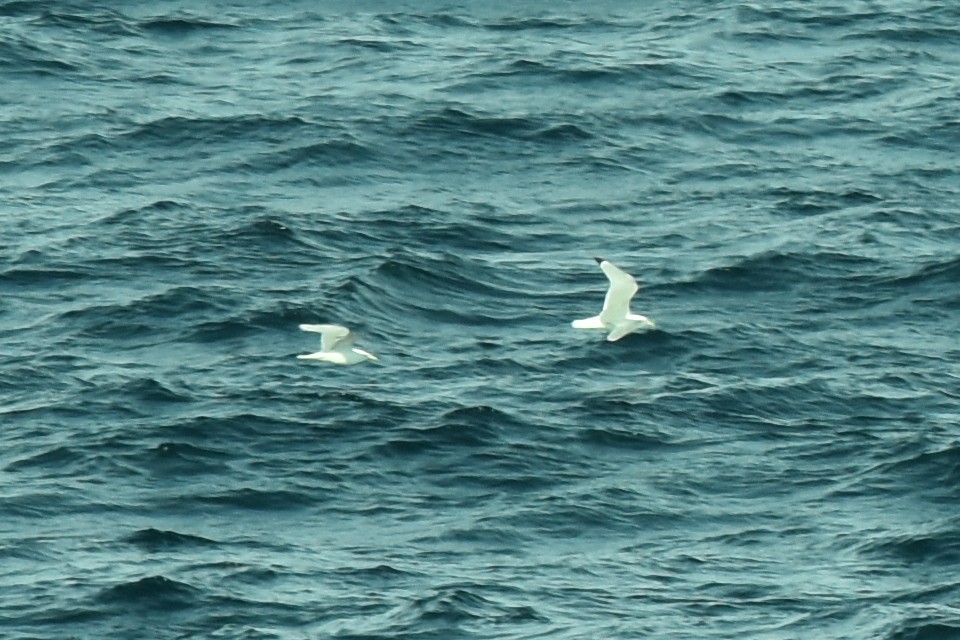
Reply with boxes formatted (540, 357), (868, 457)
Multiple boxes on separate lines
(572, 257), (655, 341)
(297, 324), (378, 365)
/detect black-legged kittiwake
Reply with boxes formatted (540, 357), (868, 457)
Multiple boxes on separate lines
(572, 257), (655, 341)
(297, 324), (378, 365)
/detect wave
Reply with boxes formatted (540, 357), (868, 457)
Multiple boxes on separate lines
(116, 377), (193, 404)
(173, 487), (316, 511)
(579, 422), (676, 450)
(376, 404), (516, 457)
(409, 106), (544, 139)
(512, 56), (709, 89)
(686, 248), (887, 293)
(765, 185), (883, 215)
(404, 106), (598, 148)
(5, 445), (83, 473)
(292, 247), (563, 331)
(97, 575), (200, 611)
(0, 33), (83, 76)
(879, 611), (960, 640)
(323, 204), (518, 252)
(336, 36), (422, 53)
(857, 527), (960, 568)
(58, 285), (235, 340)
(139, 16), (241, 36)
(120, 114), (315, 149)
(245, 137), (376, 172)
(144, 441), (231, 478)
(880, 256), (960, 290)
(124, 528), (219, 551)
(338, 584), (546, 638)
(101, 198), (190, 223)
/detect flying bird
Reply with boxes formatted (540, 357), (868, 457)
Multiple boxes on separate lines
(572, 257), (655, 341)
(297, 324), (378, 365)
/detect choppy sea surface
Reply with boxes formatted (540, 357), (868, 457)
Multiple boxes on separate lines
(3, 1), (960, 638)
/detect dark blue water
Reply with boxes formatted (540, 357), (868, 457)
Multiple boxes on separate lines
(3, 1), (959, 638)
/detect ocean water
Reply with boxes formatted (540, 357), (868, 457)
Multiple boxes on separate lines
(2, 1), (959, 638)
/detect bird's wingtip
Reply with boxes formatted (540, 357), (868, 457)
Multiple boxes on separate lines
(593, 256), (605, 265)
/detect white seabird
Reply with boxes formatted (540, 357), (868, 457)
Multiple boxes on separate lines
(297, 324), (378, 365)
(572, 257), (656, 341)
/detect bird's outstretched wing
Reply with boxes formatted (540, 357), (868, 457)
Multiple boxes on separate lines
(596, 258), (639, 322)
(299, 323), (353, 352)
